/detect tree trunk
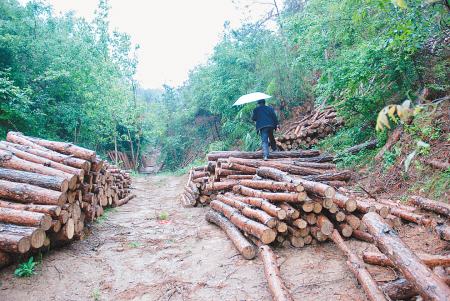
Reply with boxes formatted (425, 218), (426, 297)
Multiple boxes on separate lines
(224, 192), (286, 220)
(205, 210), (257, 260)
(0, 167), (68, 192)
(237, 180), (304, 193)
(256, 166), (335, 198)
(332, 193), (357, 212)
(337, 139), (379, 156)
(278, 202), (300, 219)
(0, 232), (30, 253)
(207, 149), (320, 161)
(15, 132), (97, 162)
(301, 170), (352, 182)
(329, 229), (387, 301)
(216, 195), (277, 228)
(362, 212), (450, 300)
(387, 206), (431, 225)
(6, 133), (90, 170)
(351, 229), (374, 243)
(410, 195), (450, 217)
(0, 207), (52, 230)
(233, 185), (306, 203)
(0, 142), (85, 178)
(210, 200), (276, 244)
(0, 150), (77, 190)
(0, 200), (61, 217)
(381, 266), (450, 300)
(116, 194), (136, 206)
(248, 236), (294, 301)
(0, 179), (67, 206)
(50, 218), (74, 241)
(362, 251), (450, 268)
(0, 223), (45, 248)
(317, 215), (334, 235)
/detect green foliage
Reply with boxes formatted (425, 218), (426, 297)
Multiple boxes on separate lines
(14, 257), (37, 277)
(383, 151), (397, 169)
(160, 211), (168, 220)
(92, 288), (101, 301)
(129, 242), (140, 248)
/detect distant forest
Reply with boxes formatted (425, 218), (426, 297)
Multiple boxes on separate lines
(1, 0), (449, 171)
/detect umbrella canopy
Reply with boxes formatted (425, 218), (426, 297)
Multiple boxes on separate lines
(232, 92), (272, 106)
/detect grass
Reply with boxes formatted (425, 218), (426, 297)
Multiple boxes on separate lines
(129, 242), (141, 248)
(92, 288), (101, 300)
(15, 257), (37, 277)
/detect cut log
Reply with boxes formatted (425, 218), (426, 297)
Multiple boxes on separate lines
(423, 158), (450, 171)
(50, 218), (75, 241)
(224, 193), (286, 220)
(362, 251), (450, 268)
(0, 168), (68, 193)
(0, 232), (30, 253)
(256, 166), (335, 198)
(229, 157), (327, 176)
(363, 212), (450, 300)
(233, 185), (306, 203)
(332, 193), (357, 212)
(248, 237), (294, 301)
(0, 150), (77, 189)
(351, 229), (374, 243)
(0, 200), (61, 217)
(0, 207), (52, 230)
(302, 170), (352, 182)
(210, 200), (276, 244)
(410, 195), (450, 217)
(207, 149), (320, 161)
(0, 223), (45, 248)
(310, 226), (327, 242)
(336, 223), (353, 237)
(0, 251), (10, 268)
(205, 210), (257, 260)
(337, 139), (379, 156)
(227, 163), (258, 174)
(433, 220), (450, 241)
(388, 206), (431, 225)
(329, 229), (387, 301)
(5, 134), (90, 170)
(278, 202), (300, 219)
(0, 179), (67, 206)
(237, 180), (304, 193)
(289, 235), (305, 248)
(217, 195), (277, 228)
(317, 215), (334, 235)
(382, 266), (450, 300)
(16, 133), (97, 162)
(51, 220), (61, 232)
(375, 126), (403, 160)
(0, 142), (85, 178)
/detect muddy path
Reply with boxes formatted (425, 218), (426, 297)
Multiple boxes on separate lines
(0, 174), (371, 301)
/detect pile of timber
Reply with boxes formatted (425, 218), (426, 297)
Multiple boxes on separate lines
(0, 131), (134, 269)
(182, 149), (450, 300)
(276, 106), (344, 151)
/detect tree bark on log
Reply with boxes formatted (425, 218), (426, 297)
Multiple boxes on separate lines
(14, 132), (97, 162)
(0, 232), (30, 253)
(266, 160), (337, 170)
(0, 142), (85, 178)
(0, 223), (45, 248)
(0, 200), (61, 217)
(381, 266), (450, 300)
(5, 133), (90, 170)
(410, 195), (450, 217)
(337, 139), (379, 157)
(205, 210), (257, 260)
(224, 193), (286, 220)
(229, 157), (327, 176)
(301, 170), (352, 182)
(331, 193), (357, 212)
(216, 195), (277, 228)
(50, 218), (75, 241)
(210, 200), (276, 244)
(362, 212), (450, 300)
(204, 180), (239, 193)
(0, 207), (52, 230)
(207, 149), (320, 161)
(0, 168), (68, 193)
(116, 194), (136, 206)
(256, 166), (335, 198)
(329, 229), (387, 300)
(248, 236), (294, 301)
(0, 150), (77, 190)
(278, 203), (300, 220)
(387, 206), (431, 225)
(423, 158), (450, 171)
(363, 251), (450, 268)
(433, 220), (450, 241)
(233, 185), (306, 203)
(317, 215), (334, 235)
(237, 180), (304, 193)
(351, 229), (374, 243)
(0, 179), (67, 206)
(336, 223), (353, 237)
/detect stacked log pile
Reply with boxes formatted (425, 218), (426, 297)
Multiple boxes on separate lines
(182, 149), (450, 300)
(0, 131), (134, 269)
(276, 106), (344, 151)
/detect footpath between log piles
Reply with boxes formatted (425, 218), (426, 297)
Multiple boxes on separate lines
(0, 131), (134, 269)
(181, 149), (450, 300)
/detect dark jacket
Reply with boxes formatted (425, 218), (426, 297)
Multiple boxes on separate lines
(252, 104), (279, 132)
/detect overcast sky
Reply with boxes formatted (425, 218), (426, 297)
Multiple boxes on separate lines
(37, 0), (249, 90)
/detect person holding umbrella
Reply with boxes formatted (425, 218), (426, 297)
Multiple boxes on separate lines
(233, 92), (280, 160)
(252, 98), (280, 160)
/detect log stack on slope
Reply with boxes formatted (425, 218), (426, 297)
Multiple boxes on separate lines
(0, 131), (134, 269)
(182, 148), (450, 300)
(276, 106), (344, 151)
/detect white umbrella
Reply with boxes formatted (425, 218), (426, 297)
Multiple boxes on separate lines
(232, 92), (272, 106)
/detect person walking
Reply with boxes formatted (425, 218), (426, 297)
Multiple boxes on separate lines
(252, 99), (280, 160)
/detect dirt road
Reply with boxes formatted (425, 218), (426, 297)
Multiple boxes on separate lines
(0, 174), (371, 300)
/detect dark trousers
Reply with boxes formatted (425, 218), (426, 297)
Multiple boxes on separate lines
(260, 127), (277, 158)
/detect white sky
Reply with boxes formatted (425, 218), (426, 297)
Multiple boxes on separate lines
(38, 0), (249, 90)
